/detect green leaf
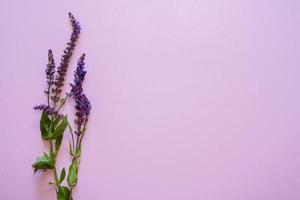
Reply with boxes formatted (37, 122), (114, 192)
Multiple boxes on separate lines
(43, 152), (50, 158)
(40, 112), (52, 140)
(55, 134), (63, 152)
(57, 186), (70, 200)
(67, 160), (78, 187)
(53, 116), (68, 139)
(59, 168), (66, 184)
(32, 153), (54, 173)
(53, 117), (61, 129)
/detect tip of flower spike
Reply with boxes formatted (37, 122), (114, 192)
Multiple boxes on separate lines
(48, 49), (53, 58)
(79, 53), (86, 61)
(68, 12), (81, 36)
(68, 12), (73, 18)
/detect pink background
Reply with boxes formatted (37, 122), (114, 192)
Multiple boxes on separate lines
(1, 0), (300, 199)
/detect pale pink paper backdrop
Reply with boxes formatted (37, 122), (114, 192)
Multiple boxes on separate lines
(1, 0), (300, 199)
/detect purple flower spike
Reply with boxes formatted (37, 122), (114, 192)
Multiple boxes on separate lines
(52, 12), (81, 103)
(69, 12), (81, 41)
(33, 104), (63, 119)
(44, 49), (56, 95)
(69, 54), (91, 130)
(69, 53), (86, 97)
(74, 93), (91, 125)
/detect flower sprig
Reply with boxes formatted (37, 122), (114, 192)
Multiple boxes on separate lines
(32, 13), (91, 200)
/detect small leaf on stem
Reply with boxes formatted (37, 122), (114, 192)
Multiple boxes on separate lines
(53, 116), (68, 139)
(67, 160), (78, 187)
(57, 186), (70, 200)
(53, 117), (61, 129)
(32, 153), (54, 173)
(55, 134), (63, 152)
(40, 112), (52, 140)
(59, 168), (66, 184)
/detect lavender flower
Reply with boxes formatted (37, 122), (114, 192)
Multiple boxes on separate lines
(69, 12), (81, 42)
(33, 104), (63, 118)
(69, 54), (91, 131)
(69, 53), (86, 97)
(52, 12), (81, 103)
(74, 93), (91, 125)
(44, 49), (56, 95)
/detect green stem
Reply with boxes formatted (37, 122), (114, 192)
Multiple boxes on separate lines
(56, 95), (68, 114)
(49, 141), (60, 190)
(77, 121), (87, 152)
(69, 186), (74, 199)
(68, 121), (87, 199)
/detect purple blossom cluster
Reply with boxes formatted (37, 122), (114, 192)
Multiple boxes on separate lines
(51, 12), (81, 103)
(44, 49), (56, 95)
(74, 93), (91, 125)
(69, 54), (86, 97)
(33, 104), (63, 119)
(70, 54), (91, 129)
